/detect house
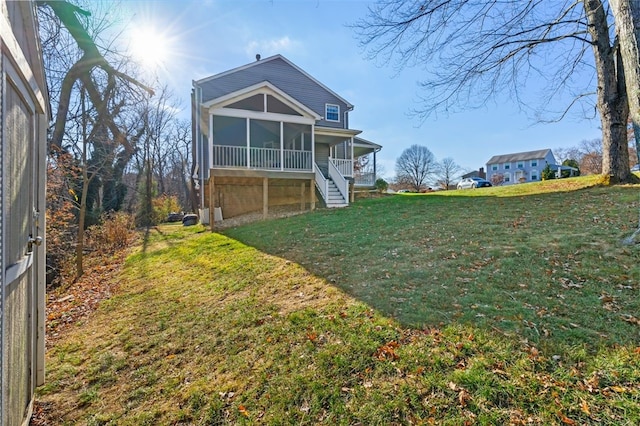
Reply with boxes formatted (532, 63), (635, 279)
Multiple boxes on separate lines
(461, 167), (486, 180)
(486, 149), (556, 185)
(1, 1), (49, 424)
(191, 54), (381, 224)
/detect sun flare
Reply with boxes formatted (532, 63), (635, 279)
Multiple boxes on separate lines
(129, 25), (170, 70)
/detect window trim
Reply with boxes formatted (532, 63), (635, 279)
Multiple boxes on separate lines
(491, 164), (498, 171)
(530, 159), (538, 167)
(504, 162), (511, 170)
(325, 103), (340, 122)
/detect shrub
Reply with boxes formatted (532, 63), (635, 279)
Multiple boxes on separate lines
(375, 178), (389, 193)
(541, 164), (555, 180)
(152, 194), (183, 225)
(86, 212), (135, 252)
(562, 159), (581, 177)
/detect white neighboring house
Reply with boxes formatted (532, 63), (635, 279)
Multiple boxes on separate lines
(486, 149), (557, 185)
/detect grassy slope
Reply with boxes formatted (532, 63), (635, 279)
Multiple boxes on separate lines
(38, 176), (640, 425)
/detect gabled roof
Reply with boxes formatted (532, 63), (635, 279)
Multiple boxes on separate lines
(202, 81), (321, 120)
(486, 149), (553, 165)
(195, 54), (353, 108)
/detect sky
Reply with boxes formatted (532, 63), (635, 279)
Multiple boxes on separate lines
(118, 0), (603, 179)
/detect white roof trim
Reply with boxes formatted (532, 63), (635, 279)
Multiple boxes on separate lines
(195, 54), (354, 109)
(1, 10), (47, 113)
(354, 136), (382, 150)
(315, 126), (362, 137)
(202, 81), (321, 120)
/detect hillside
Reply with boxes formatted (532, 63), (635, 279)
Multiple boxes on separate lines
(36, 176), (640, 424)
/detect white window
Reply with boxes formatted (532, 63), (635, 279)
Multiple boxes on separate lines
(325, 104), (340, 122)
(530, 160), (538, 167)
(517, 161), (524, 169)
(504, 173), (511, 182)
(504, 163), (511, 170)
(531, 170), (538, 180)
(491, 164), (498, 171)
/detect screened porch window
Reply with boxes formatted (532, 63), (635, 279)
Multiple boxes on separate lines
(213, 115), (246, 146)
(250, 119), (280, 148)
(283, 122), (311, 151)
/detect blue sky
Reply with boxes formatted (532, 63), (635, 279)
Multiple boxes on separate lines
(122, 0), (603, 179)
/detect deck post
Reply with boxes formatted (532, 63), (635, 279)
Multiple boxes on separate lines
(350, 180), (355, 203)
(263, 177), (269, 219)
(310, 178), (316, 210)
(209, 175), (215, 230)
(300, 181), (305, 211)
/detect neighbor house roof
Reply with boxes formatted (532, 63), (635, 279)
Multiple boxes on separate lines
(486, 149), (553, 165)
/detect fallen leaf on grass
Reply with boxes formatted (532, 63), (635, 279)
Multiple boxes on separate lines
(621, 314), (640, 325)
(238, 405), (249, 417)
(580, 399), (590, 416)
(374, 341), (400, 361)
(458, 389), (471, 407)
(559, 413), (576, 425)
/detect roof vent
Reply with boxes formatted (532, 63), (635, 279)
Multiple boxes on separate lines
(256, 54), (261, 61)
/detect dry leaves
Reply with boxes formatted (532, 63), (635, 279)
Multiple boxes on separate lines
(374, 340), (400, 361)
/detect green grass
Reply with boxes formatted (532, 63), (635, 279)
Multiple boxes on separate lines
(37, 176), (640, 424)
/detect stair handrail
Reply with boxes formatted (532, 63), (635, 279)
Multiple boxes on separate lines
(314, 163), (329, 202)
(328, 159), (349, 202)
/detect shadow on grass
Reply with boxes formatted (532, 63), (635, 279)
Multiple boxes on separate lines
(221, 185), (640, 351)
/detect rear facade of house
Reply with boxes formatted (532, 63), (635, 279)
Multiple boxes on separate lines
(1, 1), (48, 424)
(192, 55), (381, 223)
(486, 149), (556, 185)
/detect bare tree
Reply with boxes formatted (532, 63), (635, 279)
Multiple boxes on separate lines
(610, 0), (640, 157)
(435, 157), (462, 190)
(490, 174), (505, 186)
(395, 144), (437, 191)
(37, 0), (153, 277)
(354, 0), (631, 181)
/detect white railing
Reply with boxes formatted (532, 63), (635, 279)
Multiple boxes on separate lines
(212, 145), (312, 171)
(331, 158), (353, 177)
(355, 172), (376, 187)
(284, 149), (312, 171)
(328, 159), (349, 202)
(250, 147), (280, 169)
(212, 145), (247, 168)
(314, 163), (329, 202)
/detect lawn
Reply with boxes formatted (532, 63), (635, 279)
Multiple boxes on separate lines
(37, 175), (640, 425)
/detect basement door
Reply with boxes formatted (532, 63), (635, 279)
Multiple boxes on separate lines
(1, 51), (42, 426)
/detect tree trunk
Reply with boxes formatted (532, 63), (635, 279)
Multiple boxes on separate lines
(583, 0), (630, 182)
(610, 0), (640, 161)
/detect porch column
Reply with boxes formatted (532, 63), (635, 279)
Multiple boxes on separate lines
(350, 137), (354, 176)
(373, 150), (377, 182)
(246, 118), (251, 168)
(280, 122), (284, 171)
(208, 113), (214, 181)
(310, 178), (316, 210)
(311, 125), (315, 167)
(263, 177), (269, 219)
